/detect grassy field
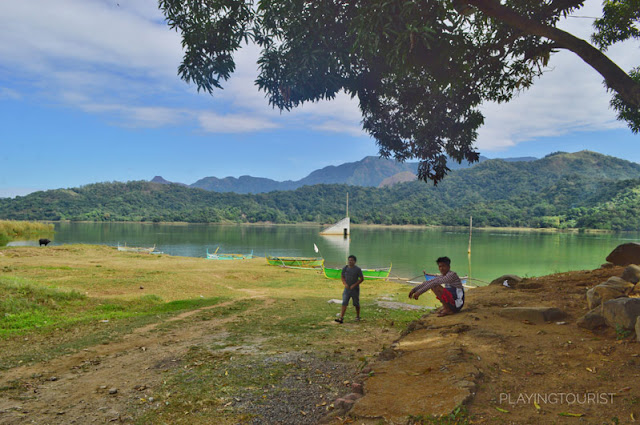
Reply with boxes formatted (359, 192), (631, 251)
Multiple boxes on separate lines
(0, 244), (437, 424)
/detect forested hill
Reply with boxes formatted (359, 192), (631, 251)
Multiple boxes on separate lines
(2, 151), (640, 230)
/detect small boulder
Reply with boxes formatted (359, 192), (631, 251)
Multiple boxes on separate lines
(490, 274), (523, 288)
(606, 243), (640, 266)
(587, 277), (635, 309)
(498, 307), (566, 324)
(576, 308), (606, 330)
(351, 382), (364, 395)
(602, 298), (640, 330)
(621, 265), (640, 284)
(343, 393), (362, 401)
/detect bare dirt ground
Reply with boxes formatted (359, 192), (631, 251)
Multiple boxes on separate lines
(0, 293), (268, 424)
(348, 265), (640, 424)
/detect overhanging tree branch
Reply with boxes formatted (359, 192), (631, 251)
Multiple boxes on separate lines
(466, 0), (640, 108)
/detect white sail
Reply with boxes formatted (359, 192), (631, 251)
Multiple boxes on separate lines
(320, 217), (350, 236)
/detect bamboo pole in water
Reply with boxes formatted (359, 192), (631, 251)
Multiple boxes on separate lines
(467, 216), (473, 254)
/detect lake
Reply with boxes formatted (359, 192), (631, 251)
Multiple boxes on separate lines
(10, 222), (638, 284)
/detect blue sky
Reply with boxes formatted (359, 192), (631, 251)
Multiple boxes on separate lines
(0, 0), (638, 198)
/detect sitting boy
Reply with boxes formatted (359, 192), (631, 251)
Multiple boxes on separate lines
(408, 256), (464, 317)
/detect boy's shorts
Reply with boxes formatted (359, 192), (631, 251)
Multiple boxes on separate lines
(342, 288), (360, 307)
(435, 287), (465, 312)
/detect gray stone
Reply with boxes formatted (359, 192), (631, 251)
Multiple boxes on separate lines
(498, 307), (567, 324)
(603, 298), (640, 330)
(490, 274), (522, 288)
(621, 265), (640, 284)
(606, 243), (640, 266)
(108, 388), (118, 395)
(576, 308), (606, 330)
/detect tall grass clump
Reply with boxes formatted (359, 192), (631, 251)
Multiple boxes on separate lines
(0, 220), (54, 245)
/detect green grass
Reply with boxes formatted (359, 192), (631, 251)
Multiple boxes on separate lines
(407, 406), (471, 424)
(0, 275), (225, 338)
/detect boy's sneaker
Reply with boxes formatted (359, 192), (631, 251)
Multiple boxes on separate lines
(355, 317), (361, 322)
(334, 317), (344, 324)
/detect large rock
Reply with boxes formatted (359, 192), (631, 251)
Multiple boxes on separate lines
(603, 298), (640, 330)
(586, 277), (635, 309)
(490, 274), (522, 288)
(498, 307), (566, 324)
(576, 308), (606, 330)
(621, 265), (640, 284)
(606, 243), (640, 266)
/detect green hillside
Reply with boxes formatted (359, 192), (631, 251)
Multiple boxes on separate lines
(1, 151), (639, 230)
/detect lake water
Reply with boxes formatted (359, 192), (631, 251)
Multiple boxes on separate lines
(11, 222), (639, 284)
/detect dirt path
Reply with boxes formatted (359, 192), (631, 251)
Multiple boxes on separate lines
(0, 294), (271, 424)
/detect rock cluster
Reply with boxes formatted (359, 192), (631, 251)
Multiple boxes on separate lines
(578, 244), (640, 340)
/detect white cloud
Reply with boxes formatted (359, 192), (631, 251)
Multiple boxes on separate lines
(476, 0), (639, 152)
(0, 0), (637, 144)
(0, 87), (21, 100)
(198, 112), (280, 133)
(311, 120), (366, 137)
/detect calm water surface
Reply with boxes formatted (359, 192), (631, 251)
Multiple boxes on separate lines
(19, 222), (640, 284)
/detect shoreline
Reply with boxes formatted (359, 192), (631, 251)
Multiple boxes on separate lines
(40, 220), (629, 234)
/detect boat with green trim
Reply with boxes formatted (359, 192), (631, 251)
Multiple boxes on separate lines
(323, 264), (392, 280)
(266, 256), (324, 268)
(207, 247), (253, 260)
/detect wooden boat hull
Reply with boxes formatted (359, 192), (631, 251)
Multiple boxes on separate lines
(117, 244), (155, 253)
(207, 249), (253, 260)
(323, 264), (392, 280)
(266, 256), (324, 268)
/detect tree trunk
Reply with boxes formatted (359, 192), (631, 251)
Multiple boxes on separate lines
(467, 0), (640, 108)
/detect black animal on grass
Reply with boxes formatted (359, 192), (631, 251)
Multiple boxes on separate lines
(39, 238), (51, 246)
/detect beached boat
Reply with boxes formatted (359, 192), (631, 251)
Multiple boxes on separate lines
(323, 264), (392, 280)
(117, 243), (155, 254)
(206, 247), (253, 260)
(266, 256), (324, 268)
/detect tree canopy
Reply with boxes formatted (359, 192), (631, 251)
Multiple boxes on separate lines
(159, 0), (640, 183)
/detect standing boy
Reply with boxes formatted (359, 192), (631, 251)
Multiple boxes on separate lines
(408, 256), (465, 317)
(335, 255), (364, 323)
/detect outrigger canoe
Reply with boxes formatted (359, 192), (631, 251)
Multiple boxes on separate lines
(117, 243), (155, 254)
(266, 256), (324, 268)
(323, 264), (392, 280)
(207, 247), (253, 260)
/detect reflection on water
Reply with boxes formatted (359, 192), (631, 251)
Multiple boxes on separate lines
(16, 222), (639, 283)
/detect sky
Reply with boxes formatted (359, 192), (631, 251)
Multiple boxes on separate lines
(0, 0), (638, 198)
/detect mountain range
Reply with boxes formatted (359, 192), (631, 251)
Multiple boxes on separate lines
(152, 155), (537, 194)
